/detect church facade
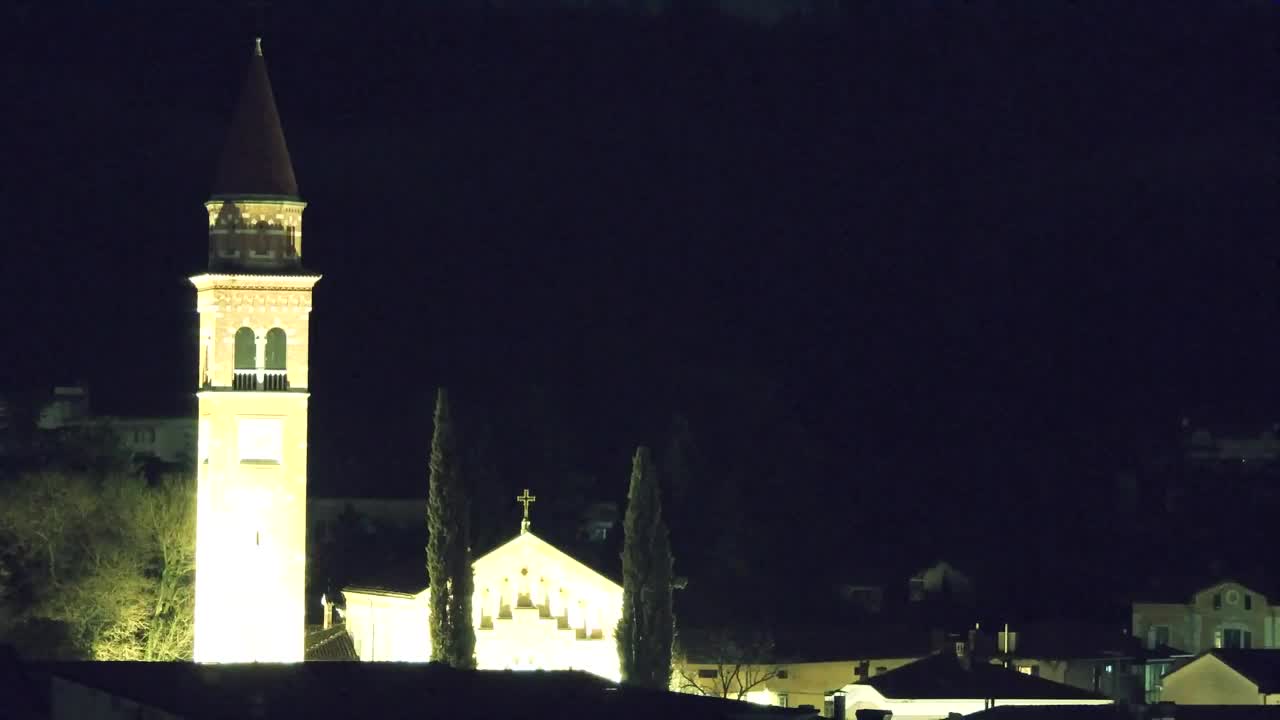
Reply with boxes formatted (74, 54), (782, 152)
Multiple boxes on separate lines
(343, 495), (624, 681)
(191, 39), (319, 663)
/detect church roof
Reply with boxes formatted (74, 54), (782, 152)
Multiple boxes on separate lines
(342, 530), (620, 597)
(211, 39), (298, 199)
(474, 531), (622, 591)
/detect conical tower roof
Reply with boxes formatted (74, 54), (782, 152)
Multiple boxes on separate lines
(212, 38), (298, 198)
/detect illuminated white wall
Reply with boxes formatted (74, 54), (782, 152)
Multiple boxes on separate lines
(343, 531), (623, 681)
(834, 683), (1113, 720)
(192, 273), (319, 664)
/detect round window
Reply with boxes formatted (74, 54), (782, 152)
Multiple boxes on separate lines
(1226, 590), (1241, 606)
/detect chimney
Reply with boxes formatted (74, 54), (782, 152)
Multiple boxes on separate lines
(832, 693), (847, 720)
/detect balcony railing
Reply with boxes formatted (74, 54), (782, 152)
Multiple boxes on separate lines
(232, 368), (289, 391)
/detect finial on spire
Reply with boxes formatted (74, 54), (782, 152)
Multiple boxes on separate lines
(516, 489), (537, 535)
(255, 37), (263, 56)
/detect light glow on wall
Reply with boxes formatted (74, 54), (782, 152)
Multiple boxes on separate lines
(344, 531), (624, 682)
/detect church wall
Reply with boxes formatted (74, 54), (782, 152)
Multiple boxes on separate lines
(342, 590), (430, 662)
(341, 532), (624, 681)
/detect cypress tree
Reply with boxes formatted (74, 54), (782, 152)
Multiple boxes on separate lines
(617, 445), (675, 689)
(426, 388), (475, 668)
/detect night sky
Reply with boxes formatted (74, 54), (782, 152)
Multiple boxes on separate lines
(3, 1), (1275, 619)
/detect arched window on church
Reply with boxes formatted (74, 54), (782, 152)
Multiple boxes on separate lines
(264, 328), (287, 391)
(234, 327), (256, 390)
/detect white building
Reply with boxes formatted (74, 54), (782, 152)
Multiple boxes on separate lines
(343, 502), (624, 681)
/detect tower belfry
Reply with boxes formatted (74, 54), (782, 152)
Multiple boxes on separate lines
(191, 38), (319, 663)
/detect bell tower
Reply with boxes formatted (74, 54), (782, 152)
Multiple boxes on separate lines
(191, 38), (319, 663)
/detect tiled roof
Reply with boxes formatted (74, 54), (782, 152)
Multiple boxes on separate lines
(859, 652), (1106, 701)
(304, 625), (358, 661)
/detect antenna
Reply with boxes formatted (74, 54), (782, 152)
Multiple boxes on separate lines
(249, 0), (269, 42)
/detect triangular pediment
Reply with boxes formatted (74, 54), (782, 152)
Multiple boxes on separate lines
(473, 532), (621, 596)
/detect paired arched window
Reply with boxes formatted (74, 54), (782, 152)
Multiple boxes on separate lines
(234, 327), (256, 369)
(265, 328), (287, 370)
(232, 327), (287, 390)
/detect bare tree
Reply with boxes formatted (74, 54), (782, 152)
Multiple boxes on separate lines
(0, 471), (195, 660)
(675, 628), (781, 701)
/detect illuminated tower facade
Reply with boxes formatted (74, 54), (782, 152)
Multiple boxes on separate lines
(191, 39), (319, 663)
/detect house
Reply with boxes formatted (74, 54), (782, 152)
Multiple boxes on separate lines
(675, 624), (938, 711)
(827, 648), (1112, 720)
(990, 620), (1191, 705)
(0, 655), (819, 720)
(1159, 649), (1280, 705)
(1132, 579), (1280, 655)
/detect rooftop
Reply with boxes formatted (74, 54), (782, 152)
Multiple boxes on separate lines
(211, 38), (298, 199)
(12, 659), (815, 720)
(857, 651), (1106, 701)
(1198, 649), (1280, 694)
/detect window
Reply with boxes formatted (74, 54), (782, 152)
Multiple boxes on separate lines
(1222, 628), (1252, 649)
(265, 328), (287, 370)
(1245, 594), (1253, 610)
(875, 666), (887, 676)
(698, 669), (718, 679)
(1152, 625), (1170, 649)
(776, 669), (789, 679)
(1213, 593), (1223, 610)
(234, 327), (257, 369)
(777, 693), (789, 708)
(238, 418), (283, 463)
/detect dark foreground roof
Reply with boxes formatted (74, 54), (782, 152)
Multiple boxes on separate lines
(967, 705), (1280, 720)
(16, 660), (816, 720)
(1196, 649), (1280, 693)
(861, 652), (1106, 701)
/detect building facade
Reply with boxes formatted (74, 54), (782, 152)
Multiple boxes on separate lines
(343, 524), (624, 681)
(1133, 580), (1280, 655)
(191, 39), (320, 663)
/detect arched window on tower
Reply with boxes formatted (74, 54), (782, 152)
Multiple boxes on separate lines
(264, 328), (287, 391)
(234, 327), (256, 390)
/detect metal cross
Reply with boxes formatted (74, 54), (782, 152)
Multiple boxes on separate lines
(516, 489), (537, 520)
